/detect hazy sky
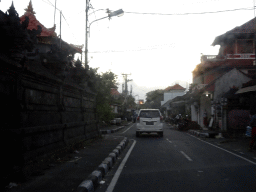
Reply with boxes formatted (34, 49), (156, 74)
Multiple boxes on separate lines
(1, 0), (256, 100)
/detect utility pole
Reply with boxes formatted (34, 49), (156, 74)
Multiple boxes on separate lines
(59, 10), (62, 48)
(85, 0), (88, 67)
(122, 73), (132, 96)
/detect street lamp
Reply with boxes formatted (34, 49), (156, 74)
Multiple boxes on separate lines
(88, 9), (124, 36)
(85, 1), (124, 66)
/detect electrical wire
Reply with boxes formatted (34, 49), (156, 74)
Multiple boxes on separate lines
(45, 0), (55, 7)
(89, 44), (175, 53)
(41, 0), (53, 6)
(124, 6), (255, 16)
(40, 0), (79, 43)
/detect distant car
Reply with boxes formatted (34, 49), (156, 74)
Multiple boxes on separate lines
(136, 109), (163, 137)
(110, 119), (116, 125)
(114, 118), (121, 125)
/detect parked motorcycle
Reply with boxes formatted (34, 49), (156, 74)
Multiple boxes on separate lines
(177, 119), (189, 131)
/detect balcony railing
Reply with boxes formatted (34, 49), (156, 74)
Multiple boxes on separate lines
(201, 55), (225, 63)
(201, 54), (255, 63)
(192, 84), (208, 93)
(226, 54), (255, 59)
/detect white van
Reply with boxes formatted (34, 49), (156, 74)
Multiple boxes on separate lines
(136, 109), (163, 137)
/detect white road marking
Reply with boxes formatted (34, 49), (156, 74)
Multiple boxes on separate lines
(166, 138), (172, 143)
(106, 139), (137, 192)
(188, 133), (256, 165)
(121, 124), (134, 134)
(180, 151), (193, 161)
(68, 157), (82, 162)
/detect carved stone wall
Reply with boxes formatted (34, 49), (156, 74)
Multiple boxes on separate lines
(0, 56), (98, 180)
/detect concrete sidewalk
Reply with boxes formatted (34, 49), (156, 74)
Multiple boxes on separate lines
(188, 129), (256, 159)
(167, 123), (255, 157)
(5, 130), (129, 192)
(99, 122), (133, 134)
(188, 129), (220, 138)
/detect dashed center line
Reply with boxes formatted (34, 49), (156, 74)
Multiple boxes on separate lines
(180, 151), (193, 161)
(166, 139), (192, 161)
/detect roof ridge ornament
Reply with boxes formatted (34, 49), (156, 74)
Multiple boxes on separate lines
(7, 1), (19, 17)
(25, 0), (36, 15)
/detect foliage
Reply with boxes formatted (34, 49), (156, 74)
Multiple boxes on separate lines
(144, 89), (164, 109)
(87, 68), (118, 123)
(126, 95), (136, 109)
(68, 59), (88, 85)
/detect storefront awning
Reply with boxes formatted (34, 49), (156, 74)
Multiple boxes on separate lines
(236, 85), (256, 94)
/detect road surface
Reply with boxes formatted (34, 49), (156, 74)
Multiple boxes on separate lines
(97, 123), (256, 192)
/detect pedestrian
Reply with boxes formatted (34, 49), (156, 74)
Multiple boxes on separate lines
(203, 110), (208, 127)
(175, 114), (180, 124)
(249, 110), (256, 151)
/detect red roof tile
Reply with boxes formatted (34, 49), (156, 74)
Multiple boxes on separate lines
(164, 84), (186, 92)
(227, 17), (255, 34)
(20, 1), (57, 37)
(111, 88), (120, 96)
(212, 17), (255, 45)
(19, 1), (82, 54)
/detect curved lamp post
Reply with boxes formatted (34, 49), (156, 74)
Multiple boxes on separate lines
(89, 9), (124, 36)
(85, 5), (124, 66)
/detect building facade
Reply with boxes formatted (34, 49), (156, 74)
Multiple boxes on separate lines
(191, 17), (255, 131)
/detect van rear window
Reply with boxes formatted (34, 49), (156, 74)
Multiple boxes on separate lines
(140, 111), (160, 118)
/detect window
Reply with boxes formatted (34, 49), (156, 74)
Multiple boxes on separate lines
(140, 110), (160, 118)
(236, 39), (253, 53)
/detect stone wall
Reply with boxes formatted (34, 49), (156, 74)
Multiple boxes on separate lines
(0, 56), (98, 180)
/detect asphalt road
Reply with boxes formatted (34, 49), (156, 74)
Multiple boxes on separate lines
(97, 123), (256, 192)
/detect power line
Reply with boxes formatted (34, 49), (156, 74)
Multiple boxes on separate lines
(41, 0), (54, 6)
(40, 0), (79, 43)
(124, 6), (255, 16)
(89, 44), (175, 53)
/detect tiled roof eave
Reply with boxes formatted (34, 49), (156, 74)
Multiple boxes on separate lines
(20, 13), (56, 37)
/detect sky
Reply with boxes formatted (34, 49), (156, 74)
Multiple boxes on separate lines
(1, 0), (256, 101)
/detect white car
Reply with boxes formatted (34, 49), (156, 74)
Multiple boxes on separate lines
(136, 109), (163, 137)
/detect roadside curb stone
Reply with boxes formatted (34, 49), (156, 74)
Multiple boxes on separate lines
(77, 137), (129, 192)
(188, 129), (219, 138)
(100, 126), (124, 134)
(100, 122), (133, 135)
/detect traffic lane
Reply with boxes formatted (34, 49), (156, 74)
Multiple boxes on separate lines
(112, 166), (256, 192)
(111, 125), (256, 192)
(117, 121), (168, 138)
(164, 129), (256, 169)
(116, 127), (255, 174)
(120, 123), (256, 170)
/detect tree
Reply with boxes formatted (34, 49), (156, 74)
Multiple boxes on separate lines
(87, 68), (119, 123)
(144, 89), (164, 109)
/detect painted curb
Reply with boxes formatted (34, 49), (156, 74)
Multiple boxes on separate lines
(100, 126), (124, 134)
(77, 137), (128, 192)
(188, 130), (219, 138)
(100, 122), (133, 135)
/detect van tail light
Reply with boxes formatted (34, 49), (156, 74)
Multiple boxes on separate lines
(137, 116), (140, 122)
(160, 116), (163, 121)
